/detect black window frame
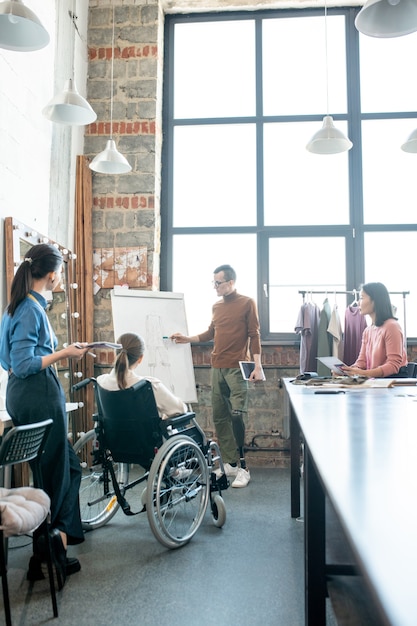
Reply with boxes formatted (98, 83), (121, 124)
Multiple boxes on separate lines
(160, 8), (417, 344)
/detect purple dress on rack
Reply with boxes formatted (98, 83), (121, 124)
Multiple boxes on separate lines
(344, 304), (367, 366)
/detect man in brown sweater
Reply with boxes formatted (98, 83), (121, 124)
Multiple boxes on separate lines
(171, 264), (264, 488)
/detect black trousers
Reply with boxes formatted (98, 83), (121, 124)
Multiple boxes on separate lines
(6, 367), (84, 545)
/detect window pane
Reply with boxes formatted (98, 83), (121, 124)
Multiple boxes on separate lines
(172, 234), (257, 336)
(362, 119), (417, 224)
(173, 124), (257, 227)
(263, 15), (347, 116)
(264, 122), (350, 226)
(364, 232), (416, 337)
(360, 31), (417, 113)
(174, 21), (256, 118)
(269, 237), (347, 334)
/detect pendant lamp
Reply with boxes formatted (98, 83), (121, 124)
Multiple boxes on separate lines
(42, 5), (96, 126)
(89, 1), (131, 174)
(43, 77), (97, 126)
(306, 3), (353, 155)
(401, 128), (417, 153)
(355, 0), (417, 38)
(0, 0), (49, 51)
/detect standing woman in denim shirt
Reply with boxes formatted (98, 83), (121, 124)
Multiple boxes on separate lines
(0, 243), (88, 587)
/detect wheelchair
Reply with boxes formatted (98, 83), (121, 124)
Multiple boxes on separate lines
(72, 377), (228, 549)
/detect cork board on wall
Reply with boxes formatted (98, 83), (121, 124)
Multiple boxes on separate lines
(111, 288), (197, 404)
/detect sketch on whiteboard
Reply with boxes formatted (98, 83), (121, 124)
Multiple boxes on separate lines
(111, 289), (197, 403)
(145, 312), (174, 391)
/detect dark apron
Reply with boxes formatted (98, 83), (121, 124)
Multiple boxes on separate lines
(6, 367), (84, 545)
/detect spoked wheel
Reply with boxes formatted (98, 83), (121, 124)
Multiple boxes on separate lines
(146, 435), (209, 549)
(73, 429), (129, 530)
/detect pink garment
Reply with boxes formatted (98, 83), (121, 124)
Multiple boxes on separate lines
(343, 305), (367, 366)
(353, 318), (407, 377)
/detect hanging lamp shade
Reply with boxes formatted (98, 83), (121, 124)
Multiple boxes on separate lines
(0, 0), (49, 51)
(42, 78), (97, 126)
(401, 128), (417, 152)
(89, 139), (132, 174)
(355, 0), (417, 38)
(306, 116), (353, 155)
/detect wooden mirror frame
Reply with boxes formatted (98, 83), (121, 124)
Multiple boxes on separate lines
(4, 216), (79, 401)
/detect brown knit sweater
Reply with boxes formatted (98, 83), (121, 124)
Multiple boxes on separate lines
(197, 291), (261, 368)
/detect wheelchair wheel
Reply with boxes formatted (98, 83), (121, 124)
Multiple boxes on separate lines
(146, 435), (209, 549)
(73, 429), (128, 530)
(211, 493), (226, 528)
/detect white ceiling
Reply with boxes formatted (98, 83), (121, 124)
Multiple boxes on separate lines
(161, 0), (362, 13)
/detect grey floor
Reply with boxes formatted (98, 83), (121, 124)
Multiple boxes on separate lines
(4, 468), (336, 626)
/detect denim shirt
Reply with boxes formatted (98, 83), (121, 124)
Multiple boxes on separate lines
(0, 291), (57, 379)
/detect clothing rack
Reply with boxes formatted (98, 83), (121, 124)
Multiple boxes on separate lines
(298, 290), (410, 340)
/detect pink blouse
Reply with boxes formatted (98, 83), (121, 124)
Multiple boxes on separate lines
(353, 318), (407, 377)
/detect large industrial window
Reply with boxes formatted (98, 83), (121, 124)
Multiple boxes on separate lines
(161, 9), (417, 342)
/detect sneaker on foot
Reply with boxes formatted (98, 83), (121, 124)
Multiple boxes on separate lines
(173, 466), (193, 480)
(232, 467), (250, 488)
(215, 462), (239, 479)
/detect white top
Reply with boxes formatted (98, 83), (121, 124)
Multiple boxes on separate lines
(96, 369), (187, 420)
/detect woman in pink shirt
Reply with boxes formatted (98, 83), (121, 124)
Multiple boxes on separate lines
(341, 282), (407, 378)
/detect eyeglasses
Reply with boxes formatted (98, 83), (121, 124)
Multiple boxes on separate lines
(212, 280), (229, 288)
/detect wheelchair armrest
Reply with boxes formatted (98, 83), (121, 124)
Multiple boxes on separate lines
(164, 412), (196, 429)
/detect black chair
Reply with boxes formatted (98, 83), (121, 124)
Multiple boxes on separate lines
(0, 419), (57, 626)
(406, 362), (417, 377)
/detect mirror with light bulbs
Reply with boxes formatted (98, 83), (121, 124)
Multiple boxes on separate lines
(4, 216), (80, 399)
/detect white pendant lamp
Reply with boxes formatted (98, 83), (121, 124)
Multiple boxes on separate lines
(355, 0), (417, 38)
(401, 128), (417, 152)
(89, 0), (131, 174)
(306, 2), (353, 155)
(42, 77), (97, 126)
(42, 5), (96, 126)
(0, 0), (49, 51)
(306, 115), (353, 154)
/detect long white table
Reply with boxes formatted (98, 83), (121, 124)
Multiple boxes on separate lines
(284, 378), (417, 626)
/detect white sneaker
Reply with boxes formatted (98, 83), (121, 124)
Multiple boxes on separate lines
(173, 466), (192, 480)
(215, 463), (239, 479)
(232, 467), (250, 488)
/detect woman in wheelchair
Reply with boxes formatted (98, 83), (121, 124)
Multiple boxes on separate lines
(96, 332), (187, 419)
(73, 332), (229, 548)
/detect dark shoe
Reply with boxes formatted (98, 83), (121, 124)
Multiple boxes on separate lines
(27, 555), (45, 581)
(66, 557), (81, 576)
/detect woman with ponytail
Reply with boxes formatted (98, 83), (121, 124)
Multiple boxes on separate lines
(97, 332), (187, 419)
(0, 244), (89, 587)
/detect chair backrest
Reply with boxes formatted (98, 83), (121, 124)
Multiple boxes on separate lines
(0, 419), (53, 487)
(407, 362), (417, 378)
(96, 379), (163, 469)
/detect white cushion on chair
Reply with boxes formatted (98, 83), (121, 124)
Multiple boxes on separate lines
(0, 487), (50, 537)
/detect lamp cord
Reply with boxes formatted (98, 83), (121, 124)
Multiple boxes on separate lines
(110, 1), (115, 140)
(324, 0), (329, 117)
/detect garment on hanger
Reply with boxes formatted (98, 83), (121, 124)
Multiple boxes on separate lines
(343, 303), (367, 366)
(295, 300), (320, 373)
(327, 302), (343, 360)
(316, 298), (333, 377)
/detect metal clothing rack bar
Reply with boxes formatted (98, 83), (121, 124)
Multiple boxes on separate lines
(298, 290), (410, 340)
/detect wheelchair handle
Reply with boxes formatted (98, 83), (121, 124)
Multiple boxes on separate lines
(72, 377), (96, 392)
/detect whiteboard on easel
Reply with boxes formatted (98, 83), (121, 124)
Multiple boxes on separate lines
(111, 288), (197, 403)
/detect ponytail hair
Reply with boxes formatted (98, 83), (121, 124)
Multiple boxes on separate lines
(114, 332), (145, 390)
(7, 244), (63, 316)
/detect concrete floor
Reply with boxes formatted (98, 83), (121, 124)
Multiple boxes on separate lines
(3, 468), (336, 625)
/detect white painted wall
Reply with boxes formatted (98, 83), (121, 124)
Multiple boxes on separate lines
(0, 0), (90, 313)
